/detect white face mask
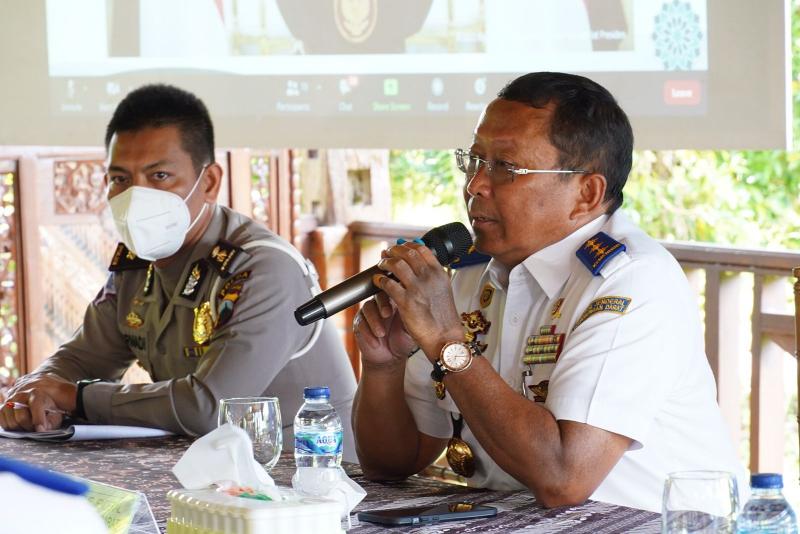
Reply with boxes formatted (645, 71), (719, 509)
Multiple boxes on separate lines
(108, 166), (209, 261)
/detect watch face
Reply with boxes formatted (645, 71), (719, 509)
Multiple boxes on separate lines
(442, 343), (471, 372)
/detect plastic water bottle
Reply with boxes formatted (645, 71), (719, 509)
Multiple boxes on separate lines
(737, 473), (798, 533)
(294, 386), (343, 468)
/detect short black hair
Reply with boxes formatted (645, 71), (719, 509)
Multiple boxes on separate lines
(497, 72), (633, 213)
(104, 84), (215, 173)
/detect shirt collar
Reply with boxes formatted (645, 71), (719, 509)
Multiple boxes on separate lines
(519, 214), (609, 300)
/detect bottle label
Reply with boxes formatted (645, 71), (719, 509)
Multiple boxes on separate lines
(295, 430), (343, 455)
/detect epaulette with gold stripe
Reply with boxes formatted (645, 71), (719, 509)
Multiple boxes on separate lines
(576, 232), (626, 276)
(207, 240), (249, 279)
(108, 243), (150, 272)
(450, 245), (491, 270)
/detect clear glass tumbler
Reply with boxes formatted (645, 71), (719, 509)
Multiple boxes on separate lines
(218, 397), (282, 471)
(662, 470), (739, 534)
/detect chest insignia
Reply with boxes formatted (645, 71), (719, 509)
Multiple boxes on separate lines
(479, 283), (494, 308)
(125, 311), (143, 329)
(460, 309), (491, 352)
(550, 298), (564, 319)
(527, 379), (550, 403)
(216, 271), (252, 328)
(193, 301), (214, 345)
(523, 325), (565, 365)
(576, 232), (626, 276)
(143, 264), (154, 296)
(574, 296), (632, 330)
(181, 260), (208, 300)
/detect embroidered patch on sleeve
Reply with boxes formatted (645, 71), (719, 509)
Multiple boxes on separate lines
(574, 296), (632, 329)
(216, 270), (252, 328)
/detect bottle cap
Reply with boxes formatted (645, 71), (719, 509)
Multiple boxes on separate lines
(751, 473), (783, 489)
(304, 386), (330, 399)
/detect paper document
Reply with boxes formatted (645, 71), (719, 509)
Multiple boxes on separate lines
(0, 424), (173, 442)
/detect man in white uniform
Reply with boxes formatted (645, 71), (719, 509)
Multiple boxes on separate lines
(351, 72), (744, 512)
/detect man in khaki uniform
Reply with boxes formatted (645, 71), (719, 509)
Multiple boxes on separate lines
(1, 85), (356, 458)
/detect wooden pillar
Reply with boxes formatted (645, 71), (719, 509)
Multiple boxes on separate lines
(705, 270), (745, 447)
(793, 267), (800, 482)
(750, 274), (786, 473)
(227, 148), (253, 215)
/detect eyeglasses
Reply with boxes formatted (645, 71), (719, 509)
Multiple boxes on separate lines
(454, 148), (587, 185)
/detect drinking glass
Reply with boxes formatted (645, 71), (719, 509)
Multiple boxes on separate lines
(662, 470), (739, 533)
(218, 397), (282, 471)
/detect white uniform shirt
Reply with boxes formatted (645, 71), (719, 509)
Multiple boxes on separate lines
(404, 210), (745, 513)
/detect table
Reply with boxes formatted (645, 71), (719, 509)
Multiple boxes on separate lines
(0, 436), (661, 533)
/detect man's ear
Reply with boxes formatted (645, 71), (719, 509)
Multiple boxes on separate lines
(202, 162), (224, 203)
(570, 173), (607, 220)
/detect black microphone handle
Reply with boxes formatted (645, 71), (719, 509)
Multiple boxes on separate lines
(295, 221), (472, 326)
(320, 265), (384, 317)
(294, 265), (384, 326)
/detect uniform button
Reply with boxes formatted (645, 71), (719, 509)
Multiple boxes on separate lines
(510, 314), (520, 325)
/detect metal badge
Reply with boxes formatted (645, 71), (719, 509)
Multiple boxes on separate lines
(193, 301), (214, 345)
(434, 380), (446, 400)
(461, 309), (490, 353)
(125, 311), (143, 329)
(143, 264), (154, 296)
(479, 283), (494, 308)
(446, 413), (475, 478)
(528, 380), (550, 403)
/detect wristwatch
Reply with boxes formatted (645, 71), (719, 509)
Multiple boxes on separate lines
(430, 339), (483, 400)
(440, 341), (476, 373)
(74, 378), (103, 420)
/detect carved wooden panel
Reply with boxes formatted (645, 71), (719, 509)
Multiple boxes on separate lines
(250, 154), (272, 228)
(53, 160), (106, 215)
(0, 160), (22, 385)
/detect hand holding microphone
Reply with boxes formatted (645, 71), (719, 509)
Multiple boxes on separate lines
(294, 222), (473, 326)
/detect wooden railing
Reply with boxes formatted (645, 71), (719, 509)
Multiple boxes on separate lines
(346, 221), (800, 476)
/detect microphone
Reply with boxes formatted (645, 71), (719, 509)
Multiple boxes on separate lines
(294, 222), (473, 325)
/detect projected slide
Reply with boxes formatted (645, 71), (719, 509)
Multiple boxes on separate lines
(45, 0), (708, 120)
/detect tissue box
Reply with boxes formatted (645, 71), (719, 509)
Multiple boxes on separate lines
(166, 489), (343, 534)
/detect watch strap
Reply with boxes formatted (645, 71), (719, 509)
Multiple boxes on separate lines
(430, 359), (447, 400)
(74, 379), (102, 420)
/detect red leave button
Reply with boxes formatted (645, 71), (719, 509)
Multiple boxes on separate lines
(663, 80), (702, 105)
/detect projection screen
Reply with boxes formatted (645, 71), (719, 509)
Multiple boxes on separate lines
(0, 0), (791, 150)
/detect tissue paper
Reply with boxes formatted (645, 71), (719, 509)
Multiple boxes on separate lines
(292, 467), (367, 521)
(172, 423), (281, 501)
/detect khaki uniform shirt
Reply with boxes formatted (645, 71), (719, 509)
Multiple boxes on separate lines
(36, 205), (357, 459)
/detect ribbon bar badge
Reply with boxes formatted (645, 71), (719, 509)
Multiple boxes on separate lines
(523, 327), (564, 365)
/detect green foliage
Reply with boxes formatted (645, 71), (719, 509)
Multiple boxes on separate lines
(624, 0), (800, 248)
(389, 149), (467, 225)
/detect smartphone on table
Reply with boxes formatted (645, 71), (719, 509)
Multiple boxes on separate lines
(357, 501), (497, 526)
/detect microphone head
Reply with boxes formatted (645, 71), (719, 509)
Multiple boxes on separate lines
(421, 222), (473, 265)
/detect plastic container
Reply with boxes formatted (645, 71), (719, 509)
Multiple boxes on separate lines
(293, 386), (343, 468)
(166, 488), (342, 534)
(737, 473), (798, 533)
